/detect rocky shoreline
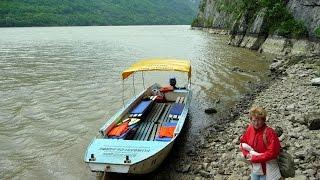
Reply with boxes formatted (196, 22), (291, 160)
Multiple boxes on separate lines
(168, 55), (320, 180)
(107, 53), (320, 180)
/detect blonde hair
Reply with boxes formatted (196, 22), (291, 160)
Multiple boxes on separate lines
(249, 106), (267, 120)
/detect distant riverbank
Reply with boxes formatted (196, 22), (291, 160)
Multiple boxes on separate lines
(0, 0), (198, 27)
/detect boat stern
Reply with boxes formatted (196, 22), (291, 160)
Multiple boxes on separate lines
(84, 138), (172, 174)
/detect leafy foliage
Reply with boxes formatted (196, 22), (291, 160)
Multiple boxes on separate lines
(261, 0), (307, 38)
(195, 0), (308, 38)
(315, 27), (320, 38)
(191, 17), (203, 27)
(0, 0), (199, 26)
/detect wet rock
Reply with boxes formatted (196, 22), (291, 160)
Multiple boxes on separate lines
(175, 164), (190, 173)
(202, 163), (209, 170)
(210, 161), (219, 168)
(308, 118), (320, 130)
(194, 164), (202, 174)
(293, 126), (304, 132)
(284, 110), (290, 116)
(213, 174), (224, 180)
(288, 132), (299, 138)
(199, 170), (211, 178)
(286, 175), (308, 180)
(187, 148), (196, 156)
(270, 59), (285, 72)
(294, 142), (303, 148)
(231, 67), (245, 72)
(287, 103), (295, 111)
(304, 169), (316, 177)
(307, 147), (320, 156)
(275, 126), (283, 137)
(289, 114), (306, 125)
(228, 174), (244, 180)
(311, 77), (320, 86)
(217, 167), (224, 174)
(215, 98), (221, 104)
(232, 137), (239, 144)
(295, 151), (306, 160)
(205, 108), (217, 114)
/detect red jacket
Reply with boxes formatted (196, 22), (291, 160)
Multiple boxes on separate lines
(240, 124), (280, 174)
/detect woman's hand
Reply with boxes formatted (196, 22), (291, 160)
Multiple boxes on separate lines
(246, 154), (252, 161)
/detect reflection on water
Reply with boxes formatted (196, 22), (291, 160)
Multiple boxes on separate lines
(0, 25), (272, 179)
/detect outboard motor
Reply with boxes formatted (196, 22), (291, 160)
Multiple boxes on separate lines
(169, 77), (177, 89)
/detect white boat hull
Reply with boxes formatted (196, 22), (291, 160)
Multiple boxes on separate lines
(87, 141), (174, 174)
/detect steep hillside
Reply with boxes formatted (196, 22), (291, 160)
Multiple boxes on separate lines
(193, 0), (320, 39)
(192, 0), (320, 55)
(0, 0), (200, 27)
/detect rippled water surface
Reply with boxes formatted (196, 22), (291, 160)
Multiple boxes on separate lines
(0, 25), (272, 179)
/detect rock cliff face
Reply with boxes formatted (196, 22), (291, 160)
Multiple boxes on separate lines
(260, 36), (320, 56)
(196, 0), (234, 28)
(287, 0), (320, 39)
(194, 0), (320, 55)
(228, 8), (268, 50)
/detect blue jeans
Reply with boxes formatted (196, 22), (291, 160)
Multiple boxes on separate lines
(251, 173), (266, 180)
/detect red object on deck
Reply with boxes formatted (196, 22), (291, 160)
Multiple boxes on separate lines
(159, 126), (175, 138)
(160, 85), (174, 93)
(107, 121), (129, 136)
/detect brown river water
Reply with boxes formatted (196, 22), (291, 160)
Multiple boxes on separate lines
(0, 25), (273, 179)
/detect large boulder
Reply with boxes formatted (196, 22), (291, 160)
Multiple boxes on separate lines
(286, 175), (308, 180)
(259, 36), (290, 55)
(311, 77), (320, 86)
(308, 118), (320, 130)
(304, 112), (320, 130)
(290, 40), (320, 56)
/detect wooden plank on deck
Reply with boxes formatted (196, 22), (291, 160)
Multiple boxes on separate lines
(141, 122), (154, 140)
(149, 123), (159, 141)
(141, 103), (165, 140)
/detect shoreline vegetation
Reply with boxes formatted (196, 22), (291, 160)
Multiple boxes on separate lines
(192, 0), (308, 39)
(0, 0), (199, 27)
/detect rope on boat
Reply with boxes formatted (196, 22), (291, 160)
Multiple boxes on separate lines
(133, 73), (136, 96)
(142, 71), (146, 90)
(101, 169), (107, 180)
(122, 80), (125, 108)
(101, 164), (110, 180)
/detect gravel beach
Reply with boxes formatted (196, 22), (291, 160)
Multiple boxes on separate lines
(168, 55), (320, 180)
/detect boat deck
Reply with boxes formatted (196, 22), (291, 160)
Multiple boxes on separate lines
(131, 102), (174, 141)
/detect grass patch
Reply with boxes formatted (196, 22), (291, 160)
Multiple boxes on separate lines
(315, 27), (320, 38)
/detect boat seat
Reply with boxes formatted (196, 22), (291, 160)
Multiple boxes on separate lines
(168, 96), (185, 119)
(155, 122), (177, 141)
(175, 96), (185, 103)
(168, 103), (184, 120)
(129, 96), (156, 118)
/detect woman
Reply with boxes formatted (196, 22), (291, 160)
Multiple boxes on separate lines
(240, 106), (281, 180)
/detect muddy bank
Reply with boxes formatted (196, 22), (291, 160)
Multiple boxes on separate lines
(161, 55), (320, 180)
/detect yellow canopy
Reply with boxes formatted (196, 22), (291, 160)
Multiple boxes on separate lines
(122, 58), (191, 80)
